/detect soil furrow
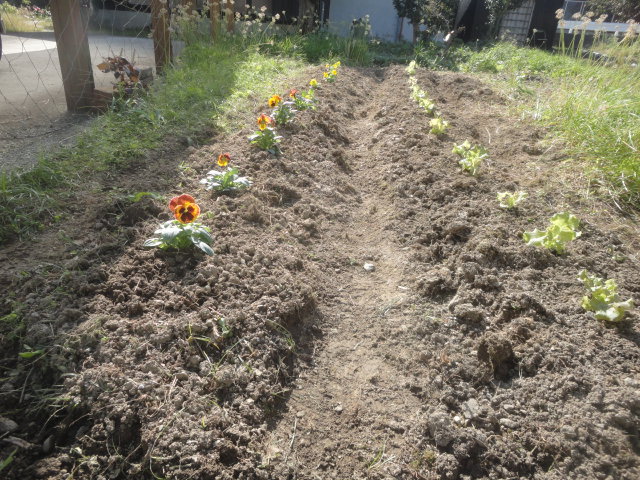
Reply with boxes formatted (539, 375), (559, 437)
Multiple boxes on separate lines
(264, 71), (428, 479)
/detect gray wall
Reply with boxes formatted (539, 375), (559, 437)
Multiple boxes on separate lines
(328, 0), (412, 41)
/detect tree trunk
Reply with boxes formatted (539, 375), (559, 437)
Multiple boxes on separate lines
(412, 21), (420, 44)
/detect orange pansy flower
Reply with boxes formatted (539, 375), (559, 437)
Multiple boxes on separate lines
(169, 194), (200, 223)
(169, 194), (196, 212)
(257, 114), (273, 130)
(217, 153), (231, 167)
(268, 95), (282, 108)
(289, 89), (299, 98)
(174, 202), (200, 223)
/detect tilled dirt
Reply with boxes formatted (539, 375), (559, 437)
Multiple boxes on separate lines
(1, 65), (639, 480)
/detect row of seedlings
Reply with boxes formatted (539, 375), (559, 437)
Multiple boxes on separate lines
(404, 61), (634, 324)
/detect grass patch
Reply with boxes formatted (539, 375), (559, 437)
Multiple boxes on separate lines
(0, 5), (53, 32)
(0, 37), (305, 244)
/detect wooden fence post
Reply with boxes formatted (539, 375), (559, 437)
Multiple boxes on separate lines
(150, 0), (172, 74)
(210, 0), (221, 40)
(50, 0), (95, 113)
(225, 0), (234, 33)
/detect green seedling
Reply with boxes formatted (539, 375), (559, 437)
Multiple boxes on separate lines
(429, 116), (449, 135)
(523, 212), (581, 254)
(200, 168), (252, 193)
(452, 140), (487, 175)
(497, 191), (528, 209)
(578, 270), (634, 322)
(272, 102), (296, 126)
(405, 60), (417, 76)
(409, 76), (435, 115)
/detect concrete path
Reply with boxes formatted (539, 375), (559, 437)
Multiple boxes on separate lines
(0, 31), (167, 171)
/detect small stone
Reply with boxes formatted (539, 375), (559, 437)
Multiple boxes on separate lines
(462, 398), (481, 420)
(334, 405), (343, 413)
(42, 435), (54, 454)
(296, 411), (305, 418)
(363, 263), (376, 272)
(499, 418), (519, 430)
(0, 417), (19, 433)
(428, 412), (455, 447)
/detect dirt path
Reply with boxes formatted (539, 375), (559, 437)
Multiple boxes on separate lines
(265, 72), (426, 478)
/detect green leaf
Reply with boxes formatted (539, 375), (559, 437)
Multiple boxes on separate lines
(0, 448), (17, 472)
(19, 349), (44, 358)
(143, 238), (163, 247)
(128, 191), (162, 202)
(550, 212), (580, 231)
(195, 241), (214, 256)
(523, 229), (547, 247)
(579, 270), (634, 322)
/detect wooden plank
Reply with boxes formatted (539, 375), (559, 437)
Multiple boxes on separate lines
(210, 0), (221, 40)
(150, 0), (172, 74)
(50, 0), (95, 113)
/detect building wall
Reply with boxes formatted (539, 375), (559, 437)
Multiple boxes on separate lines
(328, 0), (411, 42)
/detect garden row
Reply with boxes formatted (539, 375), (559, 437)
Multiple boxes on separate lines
(405, 60), (634, 324)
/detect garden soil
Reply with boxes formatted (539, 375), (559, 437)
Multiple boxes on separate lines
(1, 65), (639, 480)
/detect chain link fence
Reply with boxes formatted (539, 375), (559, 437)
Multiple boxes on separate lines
(0, 0), (173, 171)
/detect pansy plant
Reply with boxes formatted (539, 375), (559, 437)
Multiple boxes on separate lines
(248, 114), (281, 154)
(323, 61), (341, 82)
(144, 194), (214, 255)
(200, 153), (252, 193)
(290, 88), (316, 111)
(270, 94), (297, 126)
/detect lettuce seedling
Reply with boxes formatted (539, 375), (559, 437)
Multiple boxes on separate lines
(405, 60), (417, 76)
(409, 77), (436, 115)
(578, 270), (634, 322)
(523, 212), (581, 254)
(429, 117), (449, 135)
(497, 191), (528, 209)
(200, 167), (252, 192)
(452, 141), (487, 175)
